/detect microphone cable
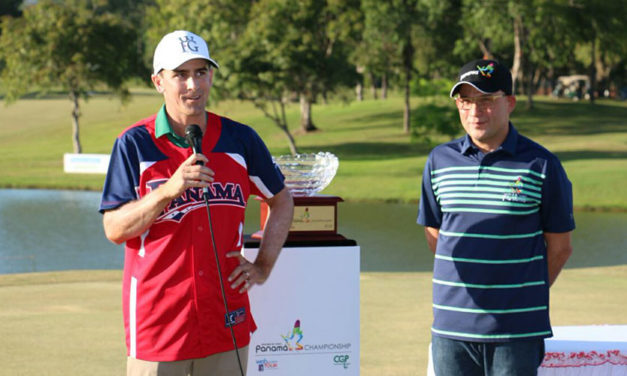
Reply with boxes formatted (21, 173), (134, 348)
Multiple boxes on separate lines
(186, 124), (245, 376)
(202, 190), (245, 376)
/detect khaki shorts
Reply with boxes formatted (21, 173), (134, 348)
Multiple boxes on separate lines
(127, 346), (249, 376)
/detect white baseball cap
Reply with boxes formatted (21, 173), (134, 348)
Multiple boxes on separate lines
(152, 30), (219, 75)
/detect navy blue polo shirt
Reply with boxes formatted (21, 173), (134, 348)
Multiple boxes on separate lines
(417, 123), (575, 342)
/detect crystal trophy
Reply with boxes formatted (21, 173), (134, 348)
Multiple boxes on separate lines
(254, 152), (346, 242)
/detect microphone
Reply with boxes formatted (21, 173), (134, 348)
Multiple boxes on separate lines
(184, 125), (245, 375)
(184, 124), (204, 165)
(184, 124), (209, 197)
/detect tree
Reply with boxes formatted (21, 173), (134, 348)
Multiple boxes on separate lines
(0, 0), (22, 73)
(420, 0), (463, 78)
(0, 0), (142, 153)
(455, 1), (513, 68)
(456, 0), (564, 109)
(361, 0), (434, 134)
(565, 0), (627, 103)
(95, 0), (154, 82)
(143, 0), (302, 152)
(0, 0), (22, 18)
(240, 0), (359, 134)
(146, 0), (361, 154)
(357, 0), (398, 100)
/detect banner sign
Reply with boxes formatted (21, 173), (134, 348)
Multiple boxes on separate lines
(63, 153), (110, 174)
(243, 245), (360, 375)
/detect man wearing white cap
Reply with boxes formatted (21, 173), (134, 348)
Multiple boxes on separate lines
(100, 30), (293, 375)
(417, 59), (574, 375)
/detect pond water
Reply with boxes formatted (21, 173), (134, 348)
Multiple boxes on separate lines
(0, 189), (625, 274)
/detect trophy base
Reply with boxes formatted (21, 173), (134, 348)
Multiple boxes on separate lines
(252, 194), (346, 243)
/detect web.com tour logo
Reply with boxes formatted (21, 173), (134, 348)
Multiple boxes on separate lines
(256, 358), (279, 372)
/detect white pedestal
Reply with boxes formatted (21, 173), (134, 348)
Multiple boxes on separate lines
(243, 244), (360, 375)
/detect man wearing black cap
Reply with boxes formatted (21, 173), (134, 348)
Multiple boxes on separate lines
(417, 59), (575, 375)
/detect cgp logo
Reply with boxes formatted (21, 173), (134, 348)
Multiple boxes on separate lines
(333, 354), (350, 369)
(178, 36), (199, 53)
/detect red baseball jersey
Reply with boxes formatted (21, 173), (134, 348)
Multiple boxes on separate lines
(100, 108), (285, 361)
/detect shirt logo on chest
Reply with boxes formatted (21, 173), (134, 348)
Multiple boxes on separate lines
(146, 179), (246, 222)
(502, 176), (528, 203)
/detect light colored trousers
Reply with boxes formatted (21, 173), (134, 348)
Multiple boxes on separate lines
(127, 346), (249, 376)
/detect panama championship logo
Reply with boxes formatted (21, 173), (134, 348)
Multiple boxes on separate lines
(281, 319), (304, 350)
(254, 319), (352, 370)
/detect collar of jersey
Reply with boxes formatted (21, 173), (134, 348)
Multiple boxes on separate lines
(155, 105), (190, 148)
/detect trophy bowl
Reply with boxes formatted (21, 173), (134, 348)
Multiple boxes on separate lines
(273, 152), (339, 197)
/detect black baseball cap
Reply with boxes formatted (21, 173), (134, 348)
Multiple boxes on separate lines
(449, 59), (513, 98)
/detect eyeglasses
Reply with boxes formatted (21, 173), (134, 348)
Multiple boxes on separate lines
(455, 94), (506, 110)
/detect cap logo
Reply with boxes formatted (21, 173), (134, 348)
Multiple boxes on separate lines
(477, 63), (495, 77)
(178, 36), (199, 53)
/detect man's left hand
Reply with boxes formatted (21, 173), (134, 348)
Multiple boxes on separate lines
(227, 252), (269, 293)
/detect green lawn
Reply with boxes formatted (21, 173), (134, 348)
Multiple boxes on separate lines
(0, 91), (626, 209)
(0, 266), (625, 375)
(1, 92), (624, 375)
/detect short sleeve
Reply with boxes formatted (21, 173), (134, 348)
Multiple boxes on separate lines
(540, 157), (575, 232)
(245, 128), (285, 199)
(417, 153), (442, 228)
(99, 136), (139, 213)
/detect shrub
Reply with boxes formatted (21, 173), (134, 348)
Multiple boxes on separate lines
(411, 102), (460, 143)
(410, 78), (456, 97)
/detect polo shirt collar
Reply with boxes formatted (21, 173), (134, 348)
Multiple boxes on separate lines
(500, 123), (519, 156)
(461, 122), (518, 156)
(154, 105), (189, 148)
(461, 135), (476, 155)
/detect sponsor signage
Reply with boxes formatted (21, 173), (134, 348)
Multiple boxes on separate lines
(256, 358), (279, 372)
(63, 153), (110, 174)
(244, 245), (360, 375)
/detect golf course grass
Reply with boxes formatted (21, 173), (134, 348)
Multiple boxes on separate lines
(0, 90), (626, 374)
(1, 90), (626, 208)
(0, 266), (625, 375)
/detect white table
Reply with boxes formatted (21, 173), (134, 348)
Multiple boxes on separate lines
(243, 243), (360, 375)
(427, 325), (627, 375)
(539, 325), (627, 375)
